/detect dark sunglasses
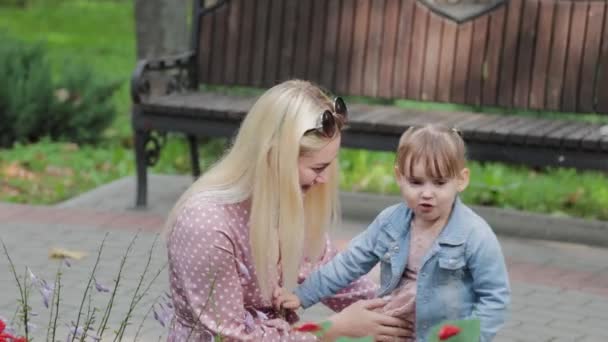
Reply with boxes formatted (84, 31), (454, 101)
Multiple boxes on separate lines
(305, 97), (348, 137)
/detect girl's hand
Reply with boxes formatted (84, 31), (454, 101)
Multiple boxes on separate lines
(272, 287), (302, 310)
(323, 298), (415, 342)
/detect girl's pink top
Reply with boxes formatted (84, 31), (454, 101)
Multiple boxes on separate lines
(167, 196), (377, 341)
(377, 222), (441, 341)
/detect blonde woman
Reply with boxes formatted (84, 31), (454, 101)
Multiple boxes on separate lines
(166, 80), (411, 341)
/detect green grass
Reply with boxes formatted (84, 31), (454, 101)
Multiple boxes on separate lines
(1, 0), (608, 221)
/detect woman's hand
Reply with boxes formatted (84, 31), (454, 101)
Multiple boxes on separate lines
(322, 298), (415, 342)
(273, 287), (302, 310)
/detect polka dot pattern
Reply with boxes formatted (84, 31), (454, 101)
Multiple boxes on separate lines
(166, 197), (377, 341)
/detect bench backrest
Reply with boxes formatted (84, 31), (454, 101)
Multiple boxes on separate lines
(193, 0), (608, 114)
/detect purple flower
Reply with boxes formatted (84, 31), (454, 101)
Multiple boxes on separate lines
(152, 306), (165, 327)
(94, 278), (110, 293)
(243, 311), (255, 333)
(254, 309), (268, 321)
(153, 302), (174, 328)
(65, 322), (98, 341)
(28, 269), (55, 309)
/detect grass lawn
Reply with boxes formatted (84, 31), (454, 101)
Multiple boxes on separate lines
(1, 0), (608, 221)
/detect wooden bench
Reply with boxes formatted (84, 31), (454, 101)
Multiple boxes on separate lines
(131, 0), (608, 207)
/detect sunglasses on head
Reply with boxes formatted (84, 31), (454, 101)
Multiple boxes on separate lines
(305, 97), (348, 137)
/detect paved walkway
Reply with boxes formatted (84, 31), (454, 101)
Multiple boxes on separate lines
(1, 175), (607, 341)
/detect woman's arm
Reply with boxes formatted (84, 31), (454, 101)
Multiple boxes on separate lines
(168, 204), (317, 341)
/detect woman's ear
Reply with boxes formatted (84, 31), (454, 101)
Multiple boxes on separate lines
(457, 168), (470, 192)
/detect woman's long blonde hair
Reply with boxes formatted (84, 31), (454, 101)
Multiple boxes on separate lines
(165, 80), (341, 300)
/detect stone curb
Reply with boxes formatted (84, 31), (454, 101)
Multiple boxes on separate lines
(339, 191), (608, 248)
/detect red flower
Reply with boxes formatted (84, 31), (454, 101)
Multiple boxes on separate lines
(0, 319), (27, 342)
(294, 322), (323, 333)
(438, 324), (461, 340)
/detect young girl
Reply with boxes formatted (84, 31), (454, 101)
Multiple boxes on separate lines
(276, 124), (511, 342)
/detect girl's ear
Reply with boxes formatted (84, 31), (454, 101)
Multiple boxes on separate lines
(457, 168), (470, 192)
(394, 165), (403, 182)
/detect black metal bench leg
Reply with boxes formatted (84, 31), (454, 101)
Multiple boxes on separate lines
(135, 129), (149, 208)
(188, 135), (201, 178)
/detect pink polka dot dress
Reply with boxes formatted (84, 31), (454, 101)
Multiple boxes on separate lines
(167, 195), (377, 341)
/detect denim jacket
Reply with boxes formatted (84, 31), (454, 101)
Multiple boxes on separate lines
(295, 198), (510, 342)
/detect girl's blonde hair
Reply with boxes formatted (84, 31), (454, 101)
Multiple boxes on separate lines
(396, 124), (466, 178)
(165, 80), (341, 300)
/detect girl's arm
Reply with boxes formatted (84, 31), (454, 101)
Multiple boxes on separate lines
(297, 235), (378, 312)
(466, 228), (511, 342)
(294, 215), (386, 309)
(168, 204), (317, 341)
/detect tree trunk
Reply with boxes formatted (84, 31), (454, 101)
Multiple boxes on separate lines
(134, 0), (189, 60)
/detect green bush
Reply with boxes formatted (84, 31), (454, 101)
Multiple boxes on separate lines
(0, 32), (121, 147)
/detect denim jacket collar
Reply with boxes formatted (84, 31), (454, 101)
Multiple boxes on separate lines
(436, 196), (470, 246)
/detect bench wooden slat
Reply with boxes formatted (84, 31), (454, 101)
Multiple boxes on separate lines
(432, 111), (479, 129)
(466, 16), (488, 106)
(525, 120), (571, 145)
(513, 0), (538, 109)
(251, 0), (270, 86)
(349, 0), (370, 95)
(378, 0), (400, 98)
(529, 1), (554, 109)
(143, 92), (254, 119)
(363, 0), (384, 97)
(476, 116), (530, 142)
(597, 7), (608, 113)
(421, 12), (442, 101)
(335, 1), (355, 94)
(198, 11), (214, 83)
(563, 2), (588, 112)
(308, 0), (327, 83)
(563, 124), (601, 148)
(455, 115), (503, 138)
(320, 0), (340, 89)
(580, 126), (606, 150)
(352, 107), (412, 134)
(466, 116), (516, 141)
(224, 1), (241, 84)
(236, 0), (255, 85)
(600, 133), (608, 152)
(263, 0), (283, 86)
(408, 2), (429, 100)
(451, 21), (473, 104)
(506, 117), (553, 144)
(498, 0), (523, 108)
(279, 1), (297, 82)
(293, 1), (313, 80)
(482, 7), (506, 106)
(394, 0), (415, 98)
(579, 3), (605, 113)
(437, 21), (457, 102)
(546, 2), (572, 111)
(542, 122), (588, 147)
(210, 5), (228, 84)
(490, 117), (543, 143)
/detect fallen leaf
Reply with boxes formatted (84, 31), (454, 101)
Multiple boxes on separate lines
(2, 162), (37, 180)
(49, 247), (87, 260)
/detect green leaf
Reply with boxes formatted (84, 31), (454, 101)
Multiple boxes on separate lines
(427, 319), (480, 342)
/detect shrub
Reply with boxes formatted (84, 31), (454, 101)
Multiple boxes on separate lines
(0, 32), (121, 148)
